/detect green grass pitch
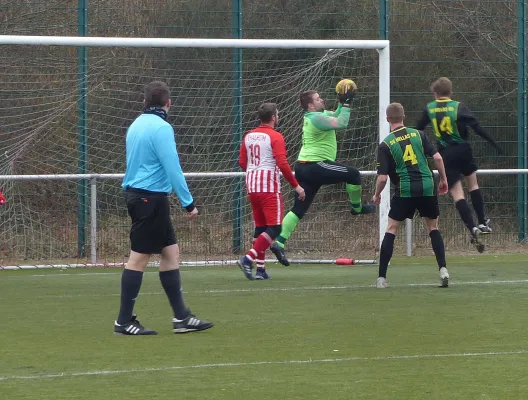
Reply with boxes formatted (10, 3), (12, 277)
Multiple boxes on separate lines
(1, 254), (527, 399)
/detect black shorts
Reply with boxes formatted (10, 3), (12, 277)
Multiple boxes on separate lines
(388, 196), (440, 222)
(124, 189), (177, 254)
(440, 143), (478, 188)
(290, 160), (361, 219)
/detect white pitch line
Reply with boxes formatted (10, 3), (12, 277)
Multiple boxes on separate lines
(3, 270), (200, 278)
(2, 279), (528, 300)
(0, 350), (526, 382)
(0, 257), (522, 277)
(22, 272), (121, 278)
(196, 279), (528, 291)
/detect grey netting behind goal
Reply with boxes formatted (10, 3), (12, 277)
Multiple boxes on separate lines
(0, 44), (380, 264)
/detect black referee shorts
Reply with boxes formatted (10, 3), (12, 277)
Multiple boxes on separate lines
(124, 189), (177, 254)
(440, 143), (478, 188)
(388, 196), (440, 222)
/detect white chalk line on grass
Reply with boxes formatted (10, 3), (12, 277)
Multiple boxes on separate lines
(0, 350), (526, 382)
(10, 279), (528, 298)
(3, 270), (208, 278)
(1, 279), (528, 300)
(0, 257), (521, 278)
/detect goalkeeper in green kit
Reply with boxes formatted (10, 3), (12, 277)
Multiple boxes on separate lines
(270, 87), (375, 266)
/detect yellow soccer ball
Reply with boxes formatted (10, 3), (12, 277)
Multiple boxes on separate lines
(335, 79), (357, 95)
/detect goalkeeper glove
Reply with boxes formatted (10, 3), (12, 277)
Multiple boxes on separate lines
(0, 191), (5, 206)
(338, 90), (356, 105)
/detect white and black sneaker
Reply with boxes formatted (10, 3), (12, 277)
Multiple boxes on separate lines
(478, 218), (492, 234)
(375, 277), (388, 288)
(439, 267), (450, 288)
(173, 312), (214, 334)
(114, 315), (158, 336)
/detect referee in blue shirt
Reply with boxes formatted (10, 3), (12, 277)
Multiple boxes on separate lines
(114, 81), (213, 335)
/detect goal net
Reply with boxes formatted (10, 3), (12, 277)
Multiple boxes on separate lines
(0, 37), (389, 266)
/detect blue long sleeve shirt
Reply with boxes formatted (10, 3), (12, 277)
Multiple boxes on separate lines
(122, 113), (194, 208)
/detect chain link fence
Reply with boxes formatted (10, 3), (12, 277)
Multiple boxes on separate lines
(0, 0), (525, 264)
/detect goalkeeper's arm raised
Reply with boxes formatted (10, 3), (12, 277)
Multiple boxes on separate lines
(324, 102), (344, 118)
(309, 89), (355, 130)
(310, 105), (351, 131)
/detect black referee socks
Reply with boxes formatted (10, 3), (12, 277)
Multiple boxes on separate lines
(117, 269), (144, 325)
(159, 269), (188, 320)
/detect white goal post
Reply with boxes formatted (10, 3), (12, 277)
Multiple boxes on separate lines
(0, 35), (390, 265)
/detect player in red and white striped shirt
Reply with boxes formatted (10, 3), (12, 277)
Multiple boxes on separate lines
(237, 103), (305, 280)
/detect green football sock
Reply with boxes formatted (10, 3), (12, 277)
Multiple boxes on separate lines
(346, 184), (363, 212)
(275, 212), (300, 247)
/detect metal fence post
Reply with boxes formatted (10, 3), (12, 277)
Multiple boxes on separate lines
(77, 0), (88, 257)
(90, 177), (97, 264)
(517, 0), (527, 241)
(232, 0), (243, 253)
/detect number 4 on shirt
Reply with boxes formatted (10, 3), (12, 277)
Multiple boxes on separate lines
(403, 144), (418, 165)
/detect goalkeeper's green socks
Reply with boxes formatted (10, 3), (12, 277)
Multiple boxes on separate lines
(346, 184), (363, 213)
(275, 212), (300, 248)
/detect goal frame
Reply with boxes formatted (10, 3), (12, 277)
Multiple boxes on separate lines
(0, 35), (391, 264)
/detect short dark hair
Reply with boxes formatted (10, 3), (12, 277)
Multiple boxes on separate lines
(386, 102), (405, 124)
(299, 90), (317, 111)
(257, 103), (277, 123)
(144, 81), (170, 108)
(431, 77), (452, 97)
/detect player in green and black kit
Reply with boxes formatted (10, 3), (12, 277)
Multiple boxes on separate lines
(373, 103), (449, 288)
(270, 88), (375, 266)
(416, 77), (502, 251)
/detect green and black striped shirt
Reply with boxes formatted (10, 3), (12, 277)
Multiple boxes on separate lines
(377, 126), (437, 198)
(415, 98), (501, 152)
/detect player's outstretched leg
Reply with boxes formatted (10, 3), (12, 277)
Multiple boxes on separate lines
(271, 211), (301, 266)
(272, 183), (317, 266)
(347, 184), (376, 215)
(270, 241), (290, 266)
